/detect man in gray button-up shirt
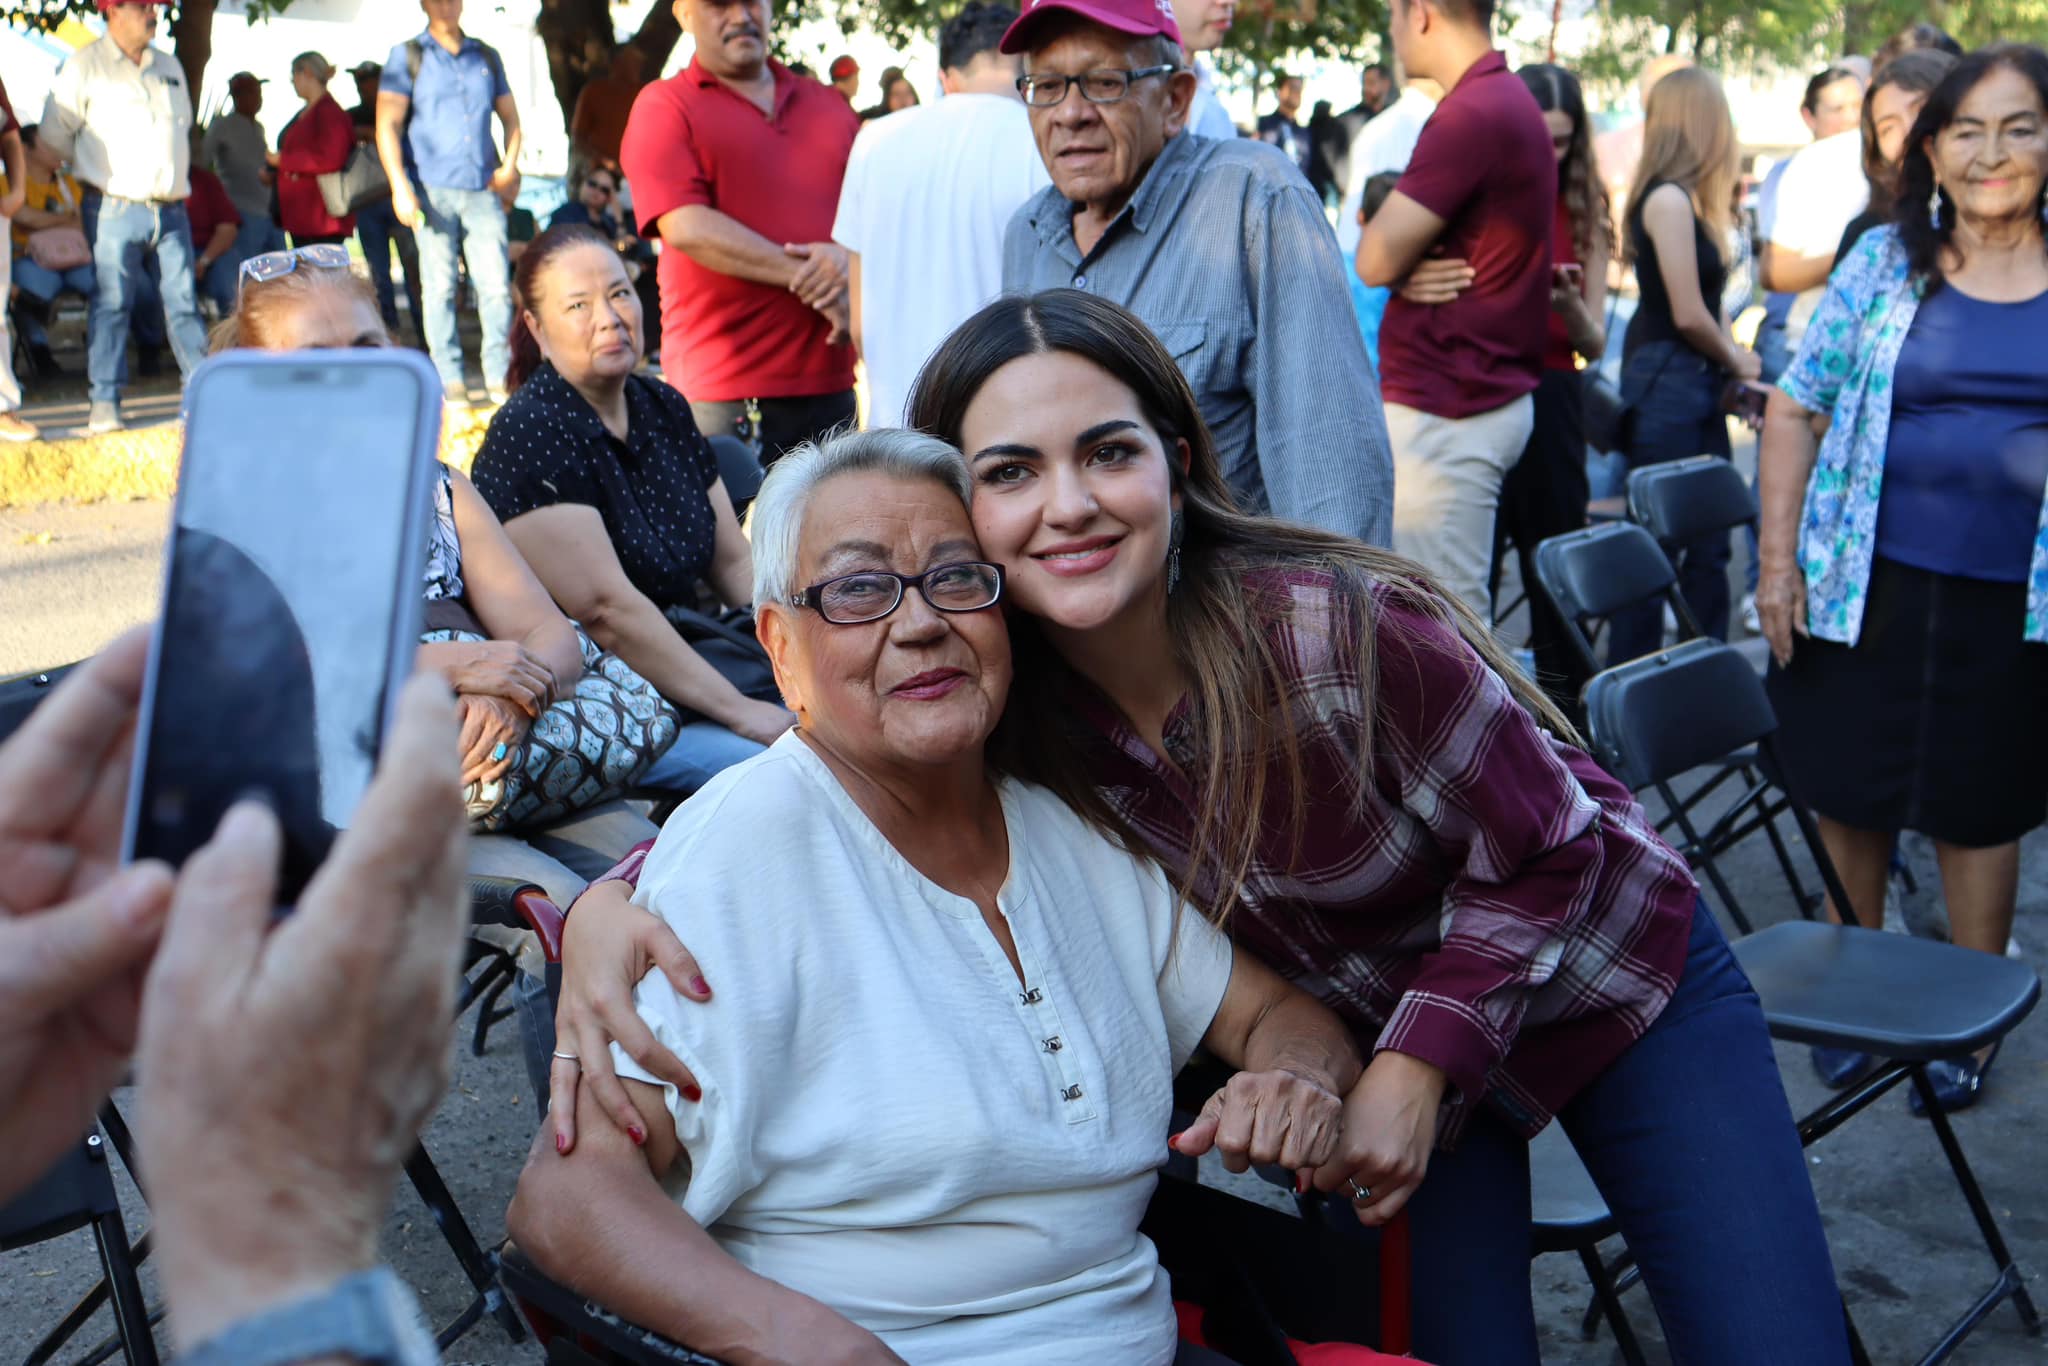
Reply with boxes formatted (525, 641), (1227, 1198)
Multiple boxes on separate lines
(998, 0), (1393, 545)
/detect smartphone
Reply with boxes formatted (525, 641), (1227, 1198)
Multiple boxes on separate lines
(124, 349), (443, 905)
(1725, 380), (1769, 425)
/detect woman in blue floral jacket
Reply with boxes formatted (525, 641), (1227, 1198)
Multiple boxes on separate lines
(1756, 44), (2048, 1113)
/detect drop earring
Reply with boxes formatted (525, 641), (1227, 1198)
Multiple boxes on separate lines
(1166, 509), (1184, 596)
(1930, 182), (1946, 229)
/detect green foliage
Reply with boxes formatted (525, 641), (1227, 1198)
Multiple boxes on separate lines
(1574, 0), (2048, 85)
(780, 0), (1390, 97)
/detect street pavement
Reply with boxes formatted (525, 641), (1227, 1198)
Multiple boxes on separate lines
(2, 499), (2044, 1364)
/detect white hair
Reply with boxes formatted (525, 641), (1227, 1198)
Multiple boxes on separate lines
(746, 428), (975, 611)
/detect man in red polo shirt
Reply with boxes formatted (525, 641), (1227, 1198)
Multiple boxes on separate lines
(1355, 0), (1553, 620)
(621, 0), (860, 465)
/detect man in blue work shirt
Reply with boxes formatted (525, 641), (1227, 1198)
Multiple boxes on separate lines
(374, 0), (523, 404)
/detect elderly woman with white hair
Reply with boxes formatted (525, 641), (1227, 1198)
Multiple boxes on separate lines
(507, 430), (1372, 1366)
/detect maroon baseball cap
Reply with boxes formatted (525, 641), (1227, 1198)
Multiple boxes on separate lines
(999, 0), (1184, 55)
(829, 55), (859, 80)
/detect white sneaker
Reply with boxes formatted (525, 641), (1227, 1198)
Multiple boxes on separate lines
(87, 401), (125, 435)
(484, 385), (510, 407)
(1741, 592), (1761, 635)
(0, 412), (39, 442)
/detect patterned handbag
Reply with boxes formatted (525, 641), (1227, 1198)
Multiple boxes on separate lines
(422, 614), (680, 834)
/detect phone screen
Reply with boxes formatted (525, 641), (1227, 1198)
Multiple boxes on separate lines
(131, 357), (430, 904)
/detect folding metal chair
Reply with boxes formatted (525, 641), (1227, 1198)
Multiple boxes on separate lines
(1626, 454), (1757, 550)
(1531, 526), (1816, 933)
(0, 1127), (160, 1366)
(1582, 640), (2042, 1365)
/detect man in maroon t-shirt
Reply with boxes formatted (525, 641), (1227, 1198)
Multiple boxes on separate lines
(621, 0), (860, 465)
(1355, 0), (1554, 619)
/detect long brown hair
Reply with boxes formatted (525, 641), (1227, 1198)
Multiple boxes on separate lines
(907, 290), (1578, 923)
(1519, 63), (1613, 270)
(1623, 65), (1737, 264)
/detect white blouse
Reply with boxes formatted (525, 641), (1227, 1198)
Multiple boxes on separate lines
(614, 732), (1233, 1365)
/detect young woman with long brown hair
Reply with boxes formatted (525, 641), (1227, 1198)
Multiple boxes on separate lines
(545, 290), (1852, 1363)
(1608, 65), (1760, 664)
(1501, 62), (1611, 714)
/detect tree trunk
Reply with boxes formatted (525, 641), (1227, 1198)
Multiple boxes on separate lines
(533, 0), (685, 135)
(171, 0), (217, 112)
(535, 0), (616, 130)
(626, 3), (685, 80)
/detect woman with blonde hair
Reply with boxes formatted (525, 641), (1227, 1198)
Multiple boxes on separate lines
(1608, 65), (1761, 663)
(272, 53), (358, 248)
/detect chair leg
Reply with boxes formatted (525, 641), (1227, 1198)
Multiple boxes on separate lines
(89, 1210), (162, 1366)
(1574, 1244), (1649, 1366)
(403, 1142), (529, 1347)
(471, 966), (518, 1057)
(1657, 781), (1756, 934)
(1910, 1065), (2041, 1335)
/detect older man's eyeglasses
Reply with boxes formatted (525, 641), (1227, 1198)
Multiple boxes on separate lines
(791, 562), (1004, 625)
(239, 243), (353, 288)
(1017, 65), (1179, 108)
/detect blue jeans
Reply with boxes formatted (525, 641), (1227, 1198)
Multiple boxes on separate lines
(638, 720), (766, 794)
(1326, 903), (1849, 1364)
(79, 195), (209, 404)
(12, 258), (95, 349)
(355, 198), (426, 342)
(1609, 342), (1734, 663)
(414, 183), (511, 393)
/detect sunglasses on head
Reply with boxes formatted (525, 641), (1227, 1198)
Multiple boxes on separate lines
(238, 243), (353, 289)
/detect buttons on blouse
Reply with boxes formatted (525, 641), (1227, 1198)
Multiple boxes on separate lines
(1014, 979), (1094, 1121)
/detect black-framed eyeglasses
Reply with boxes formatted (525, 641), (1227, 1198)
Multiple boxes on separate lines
(1017, 64), (1179, 108)
(586, 179), (616, 195)
(790, 561), (1004, 625)
(239, 243), (352, 288)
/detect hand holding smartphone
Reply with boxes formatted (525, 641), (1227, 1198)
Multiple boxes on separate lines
(124, 349), (445, 906)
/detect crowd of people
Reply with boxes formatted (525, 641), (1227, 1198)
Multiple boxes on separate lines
(4, 0), (2047, 1358)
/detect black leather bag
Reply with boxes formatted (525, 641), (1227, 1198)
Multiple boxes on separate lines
(662, 604), (782, 724)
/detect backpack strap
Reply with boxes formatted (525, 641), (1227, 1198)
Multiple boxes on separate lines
(405, 39), (423, 86)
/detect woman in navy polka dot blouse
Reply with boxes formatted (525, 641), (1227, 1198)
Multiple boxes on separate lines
(473, 225), (793, 793)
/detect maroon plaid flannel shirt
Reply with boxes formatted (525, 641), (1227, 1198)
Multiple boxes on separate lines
(1067, 567), (1698, 1144)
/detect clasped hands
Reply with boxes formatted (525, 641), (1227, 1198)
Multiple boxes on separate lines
(1170, 1049), (1446, 1227)
(784, 240), (850, 345)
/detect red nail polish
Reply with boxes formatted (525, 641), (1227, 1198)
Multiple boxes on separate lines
(1167, 1133), (1181, 1152)
(682, 1084), (703, 1103)
(690, 975), (711, 998)
(628, 1124), (646, 1146)
(1295, 1172), (1308, 1196)
(555, 1133), (568, 1155)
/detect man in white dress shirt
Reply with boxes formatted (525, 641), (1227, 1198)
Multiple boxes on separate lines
(1335, 77), (1440, 258)
(39, 0), (210, 433)
(1170, 0), (1238, 139)
(833, 2), (1051, 428)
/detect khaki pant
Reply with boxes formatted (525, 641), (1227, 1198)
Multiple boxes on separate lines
(1386, 394), (1535, 621)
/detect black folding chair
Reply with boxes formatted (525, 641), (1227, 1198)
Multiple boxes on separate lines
(1531, 525), (1816, 933)
(1528, 1125), (1646, 1366)
(0, 1128), (160, 1366)
(1626, 454), (1757, 552)
(1581, 640), (2041, 1365)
